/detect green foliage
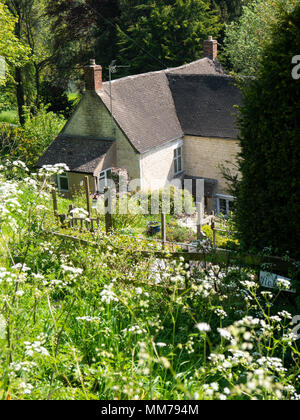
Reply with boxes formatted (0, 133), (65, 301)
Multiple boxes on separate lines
(137, 186), (195, 216)
(212, 0), (246, 23)
(23, 105), (65, 150)
(166, 219), (196, 243)
(224, 0), (297, 75)
(39, 81), (79, 119)
(117, 0), (222, 75)
(202, 224), (239, 250)
(0, 110), (18, 125)
(235, 5), (300, 258)
(45, 0), (120, 85)
(0, 0), (30, 83)
(0, 84), (17, 113)
(0, 107), (65, 170)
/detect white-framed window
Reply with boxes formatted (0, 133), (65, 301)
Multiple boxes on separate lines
(216, 194), (235, 217)
(57, 172), (69, 192)
(98, 168), (112, 192)
(174, 146), (183, 175)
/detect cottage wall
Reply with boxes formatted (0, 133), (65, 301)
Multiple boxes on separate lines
(62, 92), (114, 139)
(183, 136), (240, 194)
(115, 128), (140, 181)
(59, 173), (95, 200)
(140, 138), (183, 190)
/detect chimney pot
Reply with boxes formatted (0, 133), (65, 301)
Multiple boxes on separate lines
(203, 37), (218, 60)
(85, 59), (102, 91)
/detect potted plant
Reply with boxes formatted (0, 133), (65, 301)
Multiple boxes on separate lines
(147, 221), (161, 236)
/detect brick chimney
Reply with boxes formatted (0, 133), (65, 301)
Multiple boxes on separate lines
(203, 36), (218, 60)
(84, 59), (102, 91)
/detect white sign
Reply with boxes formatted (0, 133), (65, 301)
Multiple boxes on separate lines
(259, 271), (296, 293)
(292, 55), (300, 80)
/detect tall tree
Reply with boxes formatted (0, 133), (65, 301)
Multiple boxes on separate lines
(224, 0), (297, 76)
(117, 0), (222, 76)
(4, 0), (53, 124)
(212, 0), (245, 23)
(45, 0), (120, 85)
(235, 4), (300, 258)
(0, 0), (28, 79)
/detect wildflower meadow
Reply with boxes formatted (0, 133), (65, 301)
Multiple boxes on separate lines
(0, 161), (299, 400)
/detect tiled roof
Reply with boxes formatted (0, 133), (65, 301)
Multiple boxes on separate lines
(167, 74), (242, 139)
(36, 136), (113, 174)
(38, 58), (240, 173)
(98, 58), (226, 153)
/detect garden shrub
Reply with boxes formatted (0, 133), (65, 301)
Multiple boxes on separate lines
(39, 81), (79, 119)
(137, 186), (195, 216)
(0, 106), (65, 170)
(202, 224), (239, 250)
(167, 219), (196, 243)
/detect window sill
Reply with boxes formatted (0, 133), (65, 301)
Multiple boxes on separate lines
(174, 170), (185, 178)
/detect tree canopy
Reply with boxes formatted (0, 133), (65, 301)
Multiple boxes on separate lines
(0, 0), (29, 84)
(117, 0), (222, 76)
(224, 0), (297, 76)
(212, 0), (246, 23)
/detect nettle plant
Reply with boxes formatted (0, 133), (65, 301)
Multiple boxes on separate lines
(0, 160), (299, 400)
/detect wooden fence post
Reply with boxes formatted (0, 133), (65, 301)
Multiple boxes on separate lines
(161, 212), (166, 249)
(52, 188), (58, 218)
(104, 187), (113, 234)
(196, 201), (204, 240)
(68, 204), (74, 228)
(84, 176), (91, 219)
(211, 218), (216, 247)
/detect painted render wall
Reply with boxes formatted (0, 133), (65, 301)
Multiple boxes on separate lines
(62, 92), (114, 139)
(60, 173), (95, 200)
(115, 127), (140, 182)
(183, 135), (240, 194)
(140, 138), (183, 190)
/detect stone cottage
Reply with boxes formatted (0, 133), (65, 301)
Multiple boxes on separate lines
(37, 37), (242, 215)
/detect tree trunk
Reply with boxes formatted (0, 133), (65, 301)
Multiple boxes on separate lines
(15, 18), (26, 125)
(15, 67), (25, 126)
(34, 62), (41, 108)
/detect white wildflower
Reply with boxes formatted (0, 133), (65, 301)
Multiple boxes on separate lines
(195, 323), (211, 333)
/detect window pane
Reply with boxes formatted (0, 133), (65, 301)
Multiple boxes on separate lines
(178, 157), (182, 172)
(99, 179), (105, 192)
(219, 199), (227, 214)
(59, 176), (69, 191)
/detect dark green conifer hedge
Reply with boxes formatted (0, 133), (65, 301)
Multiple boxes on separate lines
(236, 5), (300, 259)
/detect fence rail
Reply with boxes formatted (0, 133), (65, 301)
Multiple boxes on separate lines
(49, 181), (299, 282)
(40, 227), (298, 279)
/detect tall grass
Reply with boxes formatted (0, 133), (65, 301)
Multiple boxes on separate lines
(0, 110), (19, 125)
